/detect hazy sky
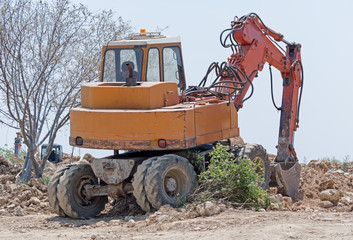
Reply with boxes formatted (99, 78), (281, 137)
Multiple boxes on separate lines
(1, 0), (353, 162)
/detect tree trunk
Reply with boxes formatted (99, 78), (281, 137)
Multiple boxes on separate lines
(21, 150), (32, 183)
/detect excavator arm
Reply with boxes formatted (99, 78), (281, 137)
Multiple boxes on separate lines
(226, 13), (303, 163)
(184, 13), (303, 196)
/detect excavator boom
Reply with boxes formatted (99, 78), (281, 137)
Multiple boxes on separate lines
(184, 13), (304, 196)
(228, 13), (303, 163)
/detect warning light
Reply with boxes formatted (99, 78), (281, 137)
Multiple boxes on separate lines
(140, 29), (146, 36)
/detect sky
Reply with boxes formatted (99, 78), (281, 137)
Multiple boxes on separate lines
(1, 0), (353, 162)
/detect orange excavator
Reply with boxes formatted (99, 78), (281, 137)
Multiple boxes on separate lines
(48, 13), (303, 218)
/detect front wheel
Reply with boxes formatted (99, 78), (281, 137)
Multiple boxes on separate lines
(57, 164), (108, 219)
(145, 154), (197, 209)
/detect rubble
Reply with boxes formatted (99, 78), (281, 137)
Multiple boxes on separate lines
(0, 152), (80, 216)
(1, 150), (353, 218)
(271, 160), (353, 212)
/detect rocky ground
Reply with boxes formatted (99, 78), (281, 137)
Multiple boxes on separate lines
(0, 153), (353, 239)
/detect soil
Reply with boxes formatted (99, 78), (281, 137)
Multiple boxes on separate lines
(1, 153), (353, 239)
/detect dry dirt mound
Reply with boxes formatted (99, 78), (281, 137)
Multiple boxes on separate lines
(269, 160), (353, 212)
(0, 152), (82, 217)
(1, 151), (353, 218)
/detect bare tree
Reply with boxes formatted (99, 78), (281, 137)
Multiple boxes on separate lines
(0, 0), (130, 181)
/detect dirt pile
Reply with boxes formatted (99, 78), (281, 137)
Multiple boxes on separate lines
(1, 151), (353, 218)
(0, 152), (81, 217)
(0, 174), (51, 216)
(0, 154), (21, 175)
(270, 160), (353, 212)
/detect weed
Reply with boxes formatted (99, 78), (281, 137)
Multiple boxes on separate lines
(42, 175), (51, 185)
(195, 143), (270, 209)
(0, 144), (26, 163)
(342, 155), (350, 172)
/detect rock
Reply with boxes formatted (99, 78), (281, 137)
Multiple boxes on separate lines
(109, 219), (121, 226)
(307, 160), (329, 173)
(0, 209), (6, 215)
(83, 153), (92, 160)
(7, 183), (19, 192)
(282, 197), (293, 207)
(158, 204), (175, 213)
(218, 203), (227, 212)
(28, 178), (46, 191)
(14, 206), (24, 216)
(39, 202), (48, 208)
(287, 232), (298, 239)
(127, 219), (136, 227)
(319, 189), (343, 204)
(18, 191), (32, 202)
(319, 179), (335, 191)
(124, 216), (134, 221)
(319, 201), (333, 208)
(0, 175), (15, 184)
(0, 155), (13, 167)
(0, 184), (6, 191)
(29, 197), (41, 205)
(339, 196), (353, 206)
(7, 203), (16, 209)
(196, 201), (221, 217)
(331, 169), (345, 175)
(157, 215), (172, 223)
(95, 221), (107, 227)
(0, 197), (7, 206)
(269, 187), (278, 195)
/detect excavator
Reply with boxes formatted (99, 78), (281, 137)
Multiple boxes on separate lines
(48, 13), (303, 218)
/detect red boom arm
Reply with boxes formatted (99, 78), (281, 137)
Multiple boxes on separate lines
(227, 14), (303, 162)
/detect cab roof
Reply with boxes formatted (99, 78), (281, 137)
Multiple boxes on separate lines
(105, 32), (181, 46)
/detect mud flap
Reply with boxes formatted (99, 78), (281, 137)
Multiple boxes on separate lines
(270, 162), (301, 197)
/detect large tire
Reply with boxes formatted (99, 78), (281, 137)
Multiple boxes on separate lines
(47, 166), (71, 217)
(132, 157), (158, 212)
(57, 164), (108, 219)
(145, 154), (197, 209)
(238, 143), (270, 190)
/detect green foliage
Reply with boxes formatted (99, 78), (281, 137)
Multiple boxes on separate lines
(0, 144), (13, 160)
(42, 175), (51, 186)
(342, 155), (350, 172)
(0, 144), (26, 163)
(196, 143), (269, 209)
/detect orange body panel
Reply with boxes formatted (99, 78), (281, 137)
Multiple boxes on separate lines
(81, 82), (179, 109)
(70, 83), (239, 150)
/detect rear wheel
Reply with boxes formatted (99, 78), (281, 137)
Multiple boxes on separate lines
(132, 157), (158, 212)
(145, 154), (197, 209)
(48, 166), (71, 216)
(57, 164), (108, 219)
(238, 143), (270, 189)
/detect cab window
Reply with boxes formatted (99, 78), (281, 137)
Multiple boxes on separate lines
(146, 48), (160, 82)
(162, 46), (185, 90)
(102, 48), (143, 82)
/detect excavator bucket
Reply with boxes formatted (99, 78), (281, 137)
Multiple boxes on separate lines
(269, 162), (301, 197)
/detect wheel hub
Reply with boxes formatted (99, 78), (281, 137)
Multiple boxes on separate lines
(165, 177), (177, 193)
(77, 178), (93, 205)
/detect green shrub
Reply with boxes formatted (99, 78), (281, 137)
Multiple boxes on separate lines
(196, 143), (269, 209)
(0, 144), (26, 163)
(42, 175), (51, 185)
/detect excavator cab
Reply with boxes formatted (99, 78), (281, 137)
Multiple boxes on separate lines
(100, 31), (186, 91)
